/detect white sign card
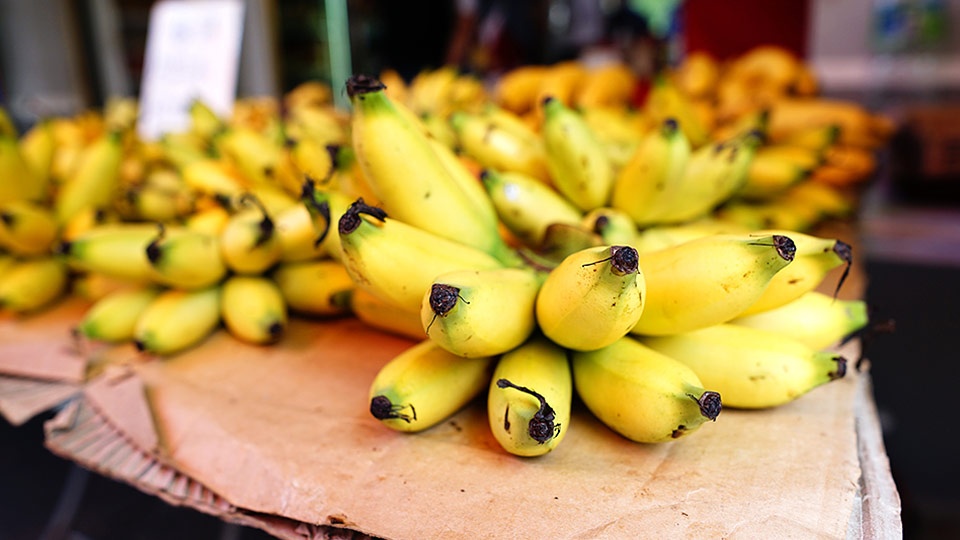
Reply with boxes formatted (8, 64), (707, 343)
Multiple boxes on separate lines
(137, 0), (245, 140)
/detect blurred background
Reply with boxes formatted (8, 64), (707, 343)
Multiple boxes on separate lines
(1, 0), (959, 538)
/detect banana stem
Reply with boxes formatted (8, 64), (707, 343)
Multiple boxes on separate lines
(496, 378), (559, 444)
(370, 395), (416, 423)
(687, 390), (722, 423)
(580, 245), (639, 276)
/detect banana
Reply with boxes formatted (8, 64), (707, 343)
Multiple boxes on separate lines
(541, 96), (614, 211)
(533, 61), (587, 114)
(349, 287), (425, 340)
(640, 324), (848, 409)
(346, 75), (513, 263)
(0, 134), (43, 204)
(158, 131), (211, 169)
(270, 259), (354, 317)
(574, 62), (637, 109)
(219, 196), (283, 274)
(536, 222), (604, 263)
(738, 149), (814, 199)
(58, 222), (158, 281)
(425, 136), (501, 236)
(672, 51), (720, 100)
(770, 124), (840, 152)
(536, 245), (645, 351)
(488, 335), (572, 457)
(630, 233), (796, 336)
(220, 274), (288, 345)
(480, 169), (582, 248)
(0, 106), (15, 137)
(0, 255), (69, 313)
(731, 290), (869, 351)
(214, 126), (282, 187)
(184, 203), (231, 236)
(134, 285), (222, 355)
(571, 335), (722, 443)
(75, 285), (161, 343)
(738, 230), (852, 316)
(644, 75), (711, 148)
(187, 99), (226, 141)
(0, 200), (60, 256)
(765, 98), (878, 142)
(53, 131), (123, 225)
(631, 218), (749, 254)
(450, 108), (550, 182)
(579, 105), (646, 170)
(609, 118), (691, 226)
(273, 202), (327, 262)
(180, 158), (247, 199)
(495, 65), (549, 115)
(421, 267), (544, 358)
(300, 180), (354, 261)
(337, 199), (504, 314)
(18, 120), (56, 196)
(145, 224), (227, 289)
(288, 135), (335, 186)
(368, 338), (496, 433)
(582, 206), (639, 247)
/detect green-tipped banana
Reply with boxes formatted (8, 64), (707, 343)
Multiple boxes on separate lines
(480, 169), (582, 248)
(346, 75), (513, 263)
(58, 222), (158, 282)
(737, 230), (852, 316)
(609, 118), (691, 226)
(571, 335), (721, 443)
(536, 245), (645, 351)
(146, 225), (227, 289)
(488, 335), (571, 457)
(134, 285), (222, 355)
(219, 196), (283, 274)
(221, 274), (288, 345)
(368, 339), (496, 433)
(731, 290), (869, 351)
(630, 233), (796, 336)
(75, 285), (161, 343)
(337, 199), (504, 314)
(421, 267), (544, 358)
(581, 206), (639, 247)
(0, 255), (69, 313)
(640, 324), (848, 409)
(541, 97), (614, 211)
(271, 259), (354, 317)
(53, 131), (123, 225)
(0, 200), (60, 256)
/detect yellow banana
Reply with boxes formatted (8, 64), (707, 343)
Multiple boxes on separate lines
(53, 131), (123, 225)
(582, 206), (639, 247)
(270, 259), (354, 317)
(631, 218), (749, 254)
(738, 230), (852, 316)
(630, 233), (796, 336)
(273, 202), (326, 263)
(449, 108), (550, 182)
(609, 118), (691, 226)
(75, 285), (161, 343)
(536, 222), (604, 263)
(218, 196), (283, 274)
(0, 106), (15, 137)
(771, 124), (840, 152)
(421, 267), (544, 358)
(738, 149), (814, 199)
(214, 126), (282, 187)
(134, 285), (222, 355)
(184, 203), (231, 236)
(0, 200), (60, 256)
(157, 131), (211, 169)
(574, 62), (637, 109)
(349, 287), (425, 340)
(58, 222), (158, 281)
(0, 255), (69, 313)
(765, 98), (878, 142)
(488, 335), (572, 457)
(18, 120), (56, 196)
(731, 290), (869, 351)
(640, 324), (848, 409)
(187, 99), (226, 141)
(571, 335), (722, 443)
(145, 225), (227, 289)
(536, 245), (645, 351)
(672, 51), (720, 100)
(337, 199), (504, 314)
(533, 61), (588, 115)
(480, 169), (582, 248)
(0, 134), (43, 204)
(494, 65), (550, 115)
(180, 158), (247, 199)
(288, 135), (335, 186)
(644, 75), (711, 148)
(300, 180), (354, 261)
(346, 75), (513, 263)
(221, 274), (288, 345)
(368, 338), (496, 433)
(579, 105), (646, 170)
(541, 97), (614, 211)
(425, 137), (501, 238)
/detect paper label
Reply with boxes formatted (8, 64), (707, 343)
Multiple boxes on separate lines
(137, 0), (245, 140)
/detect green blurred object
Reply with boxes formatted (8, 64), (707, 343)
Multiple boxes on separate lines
(628, 0), (684, 38)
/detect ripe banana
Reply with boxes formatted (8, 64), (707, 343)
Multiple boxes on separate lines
(731, 290), (869, 351)
(58, 222), (158, 281)
(346, 75), (513, 263)
(644, 75), (711, 148)
(421, 267), (544, 358)
(273, 202), (327, 263)
(300, 180), (353, 261)
(17, 120), (56, 197)
(0, 134), (43, 204)
(219, 197), (284, 274)
(145, 225), (227, 289)
(582, 206), (639, 247)
(349, 287), (424, 340)
(571, 335), (722, 443)
(134, 285), (222, 355)
(536, 245), (645, 351)
(536, 222), (603, 263)
(574, 62), (637, 109)
(541, 96), (614, 211)
(739, 148), (814, 199)
(221, 274), (288, 345)
(337, 199), (504, 314)
(738, 230), (852, 316)
(181, 158), (247, 199)
(53, 131), (123, 225)
(488, 335), (572, 457)
(630, 233), (796, 336)
(270, 259), (354, 317)
(480, 169), (582, 248)
(368, 338), (496, 433)
(640, 324), (848, 409)
(75, 285), (161, 343)
(0, 255), (69, 313)
(449, 108), (550, 182)
(0, 200), (60, 256)
(631, 218), (748, 254)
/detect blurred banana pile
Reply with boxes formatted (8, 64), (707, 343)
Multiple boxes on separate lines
(1, 45), (889, 456)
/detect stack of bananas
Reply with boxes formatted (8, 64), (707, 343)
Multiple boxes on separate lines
(1, 44), (892, 458)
